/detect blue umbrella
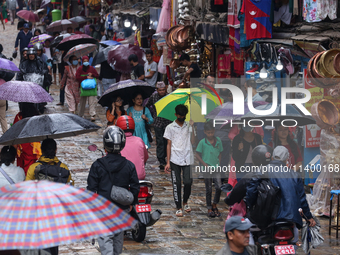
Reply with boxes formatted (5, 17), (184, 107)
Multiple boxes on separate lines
(100, 40), (121, 47)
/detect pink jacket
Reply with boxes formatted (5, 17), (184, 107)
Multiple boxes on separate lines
(121, 132), (148, 180)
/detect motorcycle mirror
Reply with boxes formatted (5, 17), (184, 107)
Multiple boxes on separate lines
(88, 144), (98, 152)
(221, 183), (233, 193)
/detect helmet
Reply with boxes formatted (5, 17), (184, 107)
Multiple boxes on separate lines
(22, 47), (29, 52)
(251, 145), (273, 166)
(34, 42), (43, 51)
(116, 115), (135, 132)
(103, 126), (126, 153)
(27, 48), (36, 56)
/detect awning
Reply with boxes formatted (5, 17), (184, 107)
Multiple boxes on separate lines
(292, 34), (329, 58)
(195, 22), (229, 45)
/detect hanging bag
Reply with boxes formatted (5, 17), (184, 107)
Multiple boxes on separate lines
(81, 78), (97, 90)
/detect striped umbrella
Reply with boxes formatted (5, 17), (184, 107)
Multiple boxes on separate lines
(154, 88), (222, 122)
(63, 43), (97, 62)
(0, 181), (137, 250)
(28, 34), (53, 48)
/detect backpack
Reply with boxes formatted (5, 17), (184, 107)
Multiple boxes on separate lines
(247, 179), (281, 229)
(35, 161), (70, 184)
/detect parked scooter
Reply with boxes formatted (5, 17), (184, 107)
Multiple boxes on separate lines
(88, 144), (162, 242)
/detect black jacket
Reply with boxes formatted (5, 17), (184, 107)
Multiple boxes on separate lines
(232, 133), (262, 172)
(87, 153), (140, 210)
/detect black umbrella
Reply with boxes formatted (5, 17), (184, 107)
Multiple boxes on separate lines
(0, 113), (100, 145)
(98, 79), (155, 107)
(56, 34), (98, 51)
(241, 103), (316, 126)
(50, 33), (73, 48)
(92, 45), (119, 66)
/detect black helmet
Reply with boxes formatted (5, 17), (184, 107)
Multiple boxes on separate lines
(252, 145), (273, 166)
(103, 126), (126, 153)
(27, 48), (36, 56)
(34, 42), (43, 51)
(22, 47), (29, 53)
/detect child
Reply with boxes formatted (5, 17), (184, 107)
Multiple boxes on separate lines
(127, 92), (153, 148)
(106, 96), (126, 126)
(164, 104), (195, 217)
(195, 121), (223, 218)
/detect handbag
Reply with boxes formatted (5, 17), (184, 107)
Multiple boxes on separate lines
(0, 167), (15, 184)
(80, 87), (97, 97)
(81, 78), (97, 90)
(143, 107), (153, 143)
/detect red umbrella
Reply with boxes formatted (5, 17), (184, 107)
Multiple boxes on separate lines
(46, 19), (78, 33)
(56, 34), (98, 51)
(107, 44), (145, 74)
(17, 10), (39, 23)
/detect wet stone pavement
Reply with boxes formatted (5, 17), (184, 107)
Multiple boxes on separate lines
(1, 21), (340, 255)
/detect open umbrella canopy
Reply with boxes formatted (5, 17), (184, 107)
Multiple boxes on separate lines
(107, 44), (145, 73)
(17, 10), (39, 22)
(0, 58), (20, 73)
(98, 79), (155, 107)
(0, 181), (137, 250)
(92, 44), (120, 66)
(69, 16), (88, 24)
(40, 0), (50, 8)
(100, 40), (121, 47)
(63, 43), (97, 62)
(56, 34), (98, 51)
(28, 34), (52, 48)
(155, 88), (221, 122)
(50, 33), (73, 48)
(0, 81), (53, 103)
(241, 103), (316, 126)
(0, 113), (100, 145)
(46, 19), (78, 33)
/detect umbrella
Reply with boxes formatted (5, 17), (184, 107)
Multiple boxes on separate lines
(301, 216), (324, 254)
(0, 81), (53, 103)
(50, 33), (73, 48)
(0, 79), (5, 85)
(63, 43), (97, 62)
(28, 34), (53, 48)
(46, 19), (78, 33)
(0, 180), (137, 250)
(100, 40), (121, 47)
(107, 44), (146, 73)
(69, 16), (88, 24)
(17, 10), (39, 22)
(56, 34), (98, 51)
(40, 0), (50, 8)
(33, 8), (46, 15)
(0, 113), (100, 145)
(92, 44), (120, 66)
(0, 58), (20, 73)
(155, 88), (221, 122)
(98, 79), (155, 107)
(206, 101), (268, 120)
(241, 103), (316, 126)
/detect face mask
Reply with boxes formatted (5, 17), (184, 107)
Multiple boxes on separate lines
(83, 62), (89, 66)
(177, 117), (186, 122)
(72, 60), (78, 65)
(242, 126), (253, 132)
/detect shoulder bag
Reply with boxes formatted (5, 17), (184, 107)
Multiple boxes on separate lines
(0, 167), (15, 184)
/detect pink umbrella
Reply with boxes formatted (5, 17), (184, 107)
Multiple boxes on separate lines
(0, 79), (5, 86)
(107, 44), (145, 74)
(46, 19), (78, 33)
(17, 10), (39, 23)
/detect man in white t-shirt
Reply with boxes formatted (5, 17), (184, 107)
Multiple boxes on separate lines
(144, 50), (158, 87)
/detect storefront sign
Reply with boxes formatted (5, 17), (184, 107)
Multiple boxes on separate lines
(304, 69), (323, 148)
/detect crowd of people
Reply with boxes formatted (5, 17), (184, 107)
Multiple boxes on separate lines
(0, 13), (318, 255)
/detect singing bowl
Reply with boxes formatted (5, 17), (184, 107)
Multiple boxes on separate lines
(311, 99), (340, 130)
(175, 25), (192, 49)
(166, 25), (181, 49)
(314, 51), (338, 87)
(333, 53), (340, 75)
(307, 52), (324, 87)
(320, 49), (340, 77)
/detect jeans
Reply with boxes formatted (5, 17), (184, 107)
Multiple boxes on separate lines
(154, 126), (167, 165)
(97, 231), (124, 255)
(204, 175), (222, 209)
(100, 78), (115, 96)
(170, 162), (192, 210)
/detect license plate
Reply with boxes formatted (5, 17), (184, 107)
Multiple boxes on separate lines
(135, 204), (151, 213)
(274, 245), (295, 255)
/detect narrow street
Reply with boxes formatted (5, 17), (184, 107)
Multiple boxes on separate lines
(1, 21), (340, 255)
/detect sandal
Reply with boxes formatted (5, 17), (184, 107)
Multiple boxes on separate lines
(184, 204), (191, 213)
(176, 209), (183, 217)
(212, 208), (221, 217)
(207, 211), (216, 218)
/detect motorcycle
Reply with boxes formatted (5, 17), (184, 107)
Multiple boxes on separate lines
(88, 144), (162, 242)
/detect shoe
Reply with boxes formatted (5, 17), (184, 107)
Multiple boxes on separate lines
(254, 43), (262, 61)
(263, 72), (276, 82)
(256, 84), (268, 93)
(272, 46), (278, 64)
(183, 7), (189, 13)
(264, 84), (276, 91)
(91, 116), (96, 122)
(261, 43), (272, 63)
(182, 1), (189, 7)
(255, 78), (264, 84)
(246, 65), (259, 75)
(212, 208), (221, 217)
(184, 204), (191, 213)
(176, 209), (183, 217)
(207, 211), (216, 218)
(279, 47), (293, 64)
(56, 102), (64, 106)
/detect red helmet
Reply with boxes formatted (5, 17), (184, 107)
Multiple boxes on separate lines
(116, 115), (135, 132)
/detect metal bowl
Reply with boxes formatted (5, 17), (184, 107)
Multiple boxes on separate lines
(320, 49), (340, 77)
(311, 99), (340, 130)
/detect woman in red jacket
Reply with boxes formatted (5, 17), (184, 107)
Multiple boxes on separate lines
(76, 56), (99, 121)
